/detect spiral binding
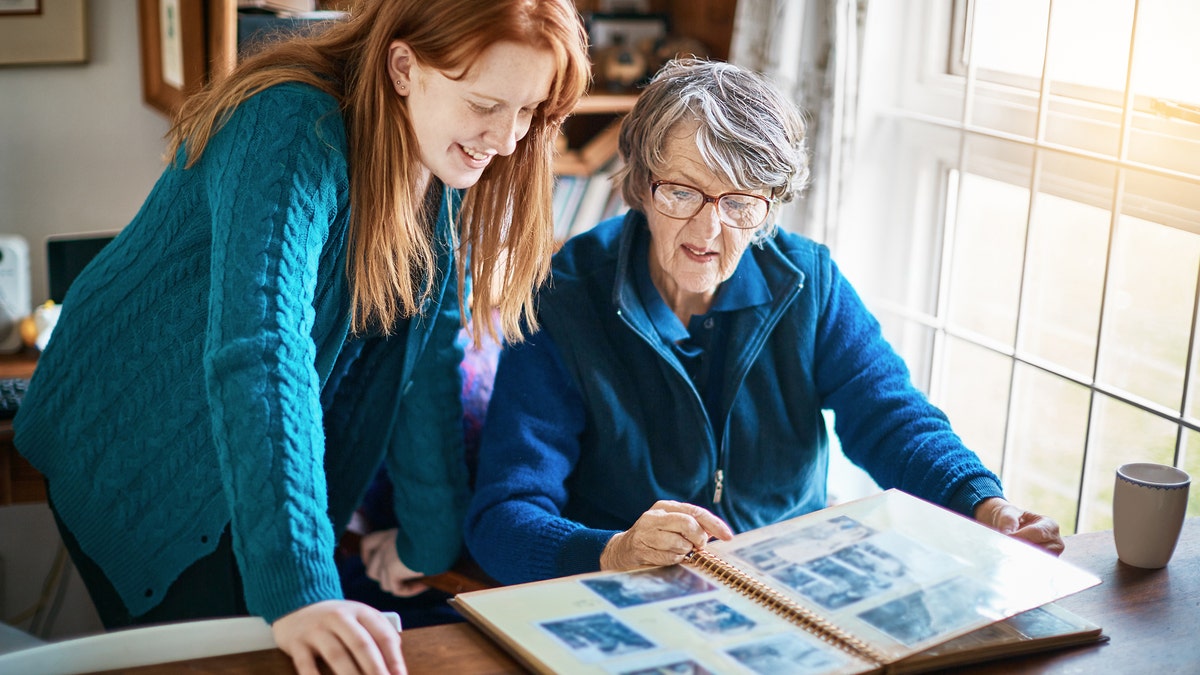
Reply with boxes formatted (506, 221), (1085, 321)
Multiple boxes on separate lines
(684, 548), (887, 666)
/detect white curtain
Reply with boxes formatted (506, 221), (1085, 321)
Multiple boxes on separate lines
(729, 0), (869, 250)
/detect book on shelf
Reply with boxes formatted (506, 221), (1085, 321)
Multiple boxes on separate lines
(451, 489), (1103, 675)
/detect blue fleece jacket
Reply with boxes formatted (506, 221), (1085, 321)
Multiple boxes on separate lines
(466, 212), (1002, 585)
(14, 83), (469, 622)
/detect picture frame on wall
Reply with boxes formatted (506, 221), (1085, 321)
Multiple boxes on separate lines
(0, 0), (41, 16)
(138, 0), (208, 117)
(0, 0), (86, 66)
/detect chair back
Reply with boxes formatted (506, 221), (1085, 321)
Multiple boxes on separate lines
(0, 616), (274, 675)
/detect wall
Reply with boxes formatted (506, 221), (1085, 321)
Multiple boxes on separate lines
(0, 1), (170, 640)
(0, 1), (168, 306)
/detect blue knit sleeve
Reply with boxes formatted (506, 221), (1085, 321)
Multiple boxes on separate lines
(465, 330), (616, 584)
(813, 253), (1003, 515)
(200, 84), (349, 621)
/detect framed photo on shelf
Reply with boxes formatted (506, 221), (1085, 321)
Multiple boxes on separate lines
(0, 0), (86, 66)
(138, 0), (208, 117)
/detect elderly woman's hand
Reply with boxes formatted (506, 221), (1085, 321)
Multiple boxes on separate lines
(600, 500), (735, 571)
(361, 529), (429, 598)
(974, 497), (1065, 557)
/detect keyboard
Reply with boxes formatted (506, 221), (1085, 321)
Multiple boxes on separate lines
(0, 378), (28, 420)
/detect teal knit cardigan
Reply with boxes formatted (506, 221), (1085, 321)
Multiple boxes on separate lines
(14, 83), (470, 622)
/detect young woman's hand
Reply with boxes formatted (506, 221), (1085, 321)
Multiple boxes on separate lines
(600, 500), (734, 571)
(271, 600), (405, 675)
(974, 497), (1065, 556)
(361, 528), (429, 597)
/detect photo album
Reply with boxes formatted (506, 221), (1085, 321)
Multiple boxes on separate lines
(451, 489), (1104, 675)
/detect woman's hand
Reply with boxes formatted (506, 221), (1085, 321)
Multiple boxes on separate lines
(600, 500), (735, 571)
(974, 497), (1065, 556)
(361, 528), (429, 597)
(271, 600), (405, 675)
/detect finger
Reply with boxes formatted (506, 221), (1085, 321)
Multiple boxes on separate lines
(327, 618), (389, 675)
(312, 634), (360, 675)
(655, 502), (734, 542)
(365, 554), (382, 584)
(391, 579), (429, 598)
(629, 528), (696, 565)
(1013, 521), (1064, 556)
(287, 646), (321, 675)
(358, 613), (405, 675)
(653, 511), (724, 550)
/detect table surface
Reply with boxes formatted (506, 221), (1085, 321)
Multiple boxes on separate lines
(84, 517), (1199, 674)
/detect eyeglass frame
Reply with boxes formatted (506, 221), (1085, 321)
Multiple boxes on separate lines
(649, 180), (774, 230)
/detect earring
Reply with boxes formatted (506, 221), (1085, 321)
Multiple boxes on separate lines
(395, 80), (406, 92)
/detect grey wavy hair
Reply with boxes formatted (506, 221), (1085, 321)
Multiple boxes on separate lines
(614, 58), (810, 242)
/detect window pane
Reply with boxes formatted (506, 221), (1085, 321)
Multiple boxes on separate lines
(1018, 154), (1114, 378)
(947, 169), (1029, 347)
(971, 0), (1048, 81)
(1045, 0), (1134, 94)
(1097, 210), (1200, 410)
(1131, 0), (1200, 106)
(1182, 430), (1200, 518)
(1078, 393), (1177, 532)
(935, 336), (1011, 472)
(1005, 364), (1090, 534)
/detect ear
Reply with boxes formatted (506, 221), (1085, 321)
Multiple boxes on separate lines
(388, 40), (416, 95)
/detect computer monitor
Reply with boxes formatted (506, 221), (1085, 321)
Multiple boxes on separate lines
(46, 232), (117, 304)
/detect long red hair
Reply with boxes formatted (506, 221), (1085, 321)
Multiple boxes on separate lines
(168, 0), (590, 343)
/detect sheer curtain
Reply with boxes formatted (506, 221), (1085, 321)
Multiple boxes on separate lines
(729, 0), (869, 250)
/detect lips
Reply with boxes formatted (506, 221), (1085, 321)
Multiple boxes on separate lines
(459, 143), (493, 169)
(682, 244), (717, 263)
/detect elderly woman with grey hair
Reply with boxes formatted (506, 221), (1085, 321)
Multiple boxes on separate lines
(464, 59), (1063, 584)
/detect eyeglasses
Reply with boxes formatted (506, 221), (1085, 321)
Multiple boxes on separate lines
(650, 180), (772, 230)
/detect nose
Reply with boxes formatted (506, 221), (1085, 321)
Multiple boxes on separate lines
(691, 200), (723, 239)
(485, 113), (523, 157)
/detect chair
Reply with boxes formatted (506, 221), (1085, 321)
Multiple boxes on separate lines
(0, 612), (400, 675)
(0, 621), (45, 654)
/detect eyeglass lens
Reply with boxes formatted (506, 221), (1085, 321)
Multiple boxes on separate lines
(652, 183), (768, 229)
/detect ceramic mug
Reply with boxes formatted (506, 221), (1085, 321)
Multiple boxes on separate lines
(1112, 462), (1191, 569)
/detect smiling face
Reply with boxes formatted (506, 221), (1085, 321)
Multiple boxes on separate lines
(644, 121), (768, 321)
(389, 40), (556, 190)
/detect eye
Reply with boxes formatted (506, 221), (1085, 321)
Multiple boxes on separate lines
(469, 101), (500, 114)
(723, 197), (753, 212)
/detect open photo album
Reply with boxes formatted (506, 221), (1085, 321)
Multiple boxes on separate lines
(451, 489), (1103, 675)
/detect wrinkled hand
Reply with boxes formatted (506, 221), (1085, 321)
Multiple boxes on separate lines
(974, 497), (1064, 556)
(361, 528), (429, 598)
(600, 500), (735, 571)
(271, 600), (405, 675)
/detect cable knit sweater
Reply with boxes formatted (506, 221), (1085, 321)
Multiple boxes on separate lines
(14, 83), (470, 622)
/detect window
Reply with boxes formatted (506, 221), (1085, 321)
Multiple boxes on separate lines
(841, 0), (1200, 533)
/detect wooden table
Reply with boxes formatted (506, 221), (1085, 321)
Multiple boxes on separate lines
(87, 518), (1200, 674)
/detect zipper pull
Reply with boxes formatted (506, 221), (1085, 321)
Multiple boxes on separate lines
(713, 469), (724, 504)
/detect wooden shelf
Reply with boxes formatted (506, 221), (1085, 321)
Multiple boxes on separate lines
(572, 93), (638, 116)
